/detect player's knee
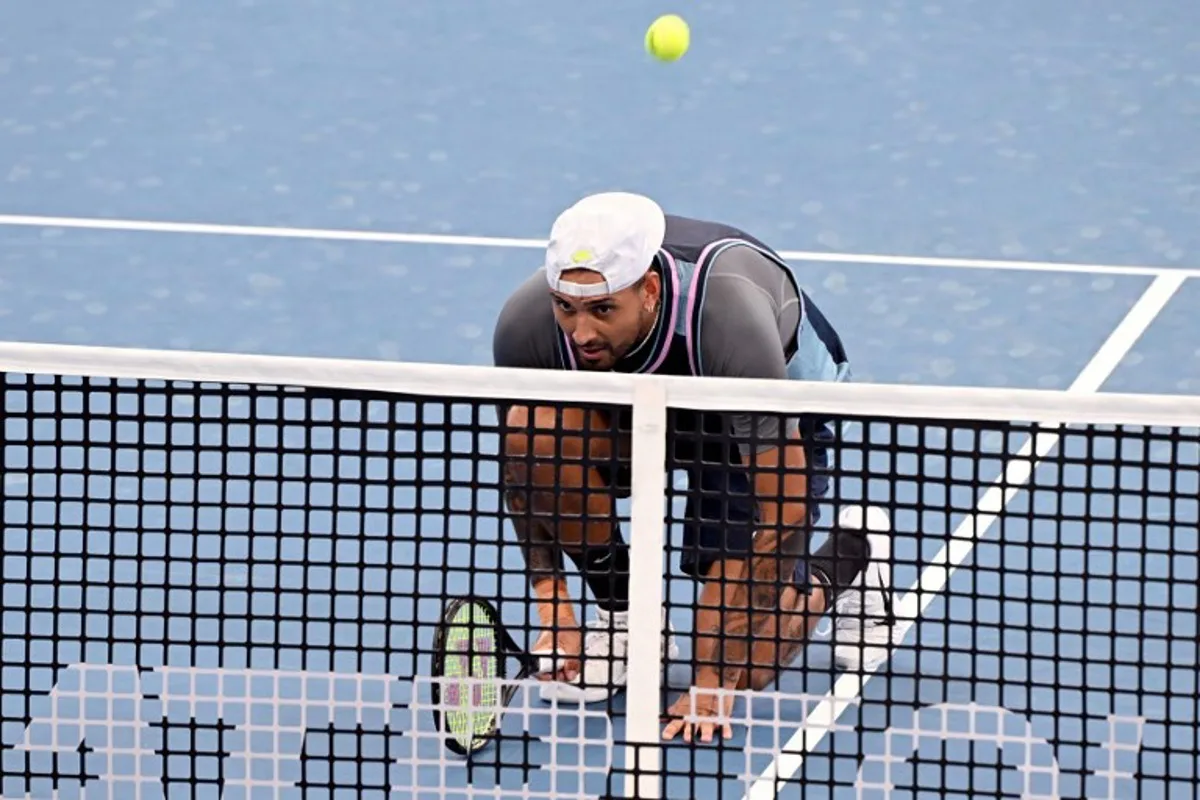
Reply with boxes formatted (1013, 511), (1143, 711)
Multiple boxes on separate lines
(502, 405), (615, 462)
(501, 408), (558, 498)
(502, 406), (575, 515)
(502, 409), (534, 467)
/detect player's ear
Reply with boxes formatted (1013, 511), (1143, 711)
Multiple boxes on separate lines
(640, 271), (661, 312)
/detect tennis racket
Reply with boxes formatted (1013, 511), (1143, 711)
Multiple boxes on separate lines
(430, 595), (541, 756)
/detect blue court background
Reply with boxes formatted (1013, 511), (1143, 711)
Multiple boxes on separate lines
(1, 1), (1199, 798)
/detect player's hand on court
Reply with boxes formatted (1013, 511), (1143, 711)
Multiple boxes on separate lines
(661, 684), (736, 743)
(531, 628), (583, 683)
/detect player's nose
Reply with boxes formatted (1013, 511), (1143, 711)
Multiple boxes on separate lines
(571, 320), (601, 347)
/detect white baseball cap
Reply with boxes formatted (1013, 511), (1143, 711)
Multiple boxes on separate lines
(543, 192), (666, 298)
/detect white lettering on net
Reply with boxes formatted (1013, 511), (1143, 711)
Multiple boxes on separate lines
(13, 664), (405, 798)
(12, 664), (161, 800)
(9, 664), (1149, 799)
(855, 702), (1145, 799)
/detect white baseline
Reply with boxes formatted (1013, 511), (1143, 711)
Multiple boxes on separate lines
(1, 213), (1196, 279)
(744, 271), (1189, 799)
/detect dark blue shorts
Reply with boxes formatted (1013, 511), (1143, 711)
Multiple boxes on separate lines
(602, 410), (834, 589)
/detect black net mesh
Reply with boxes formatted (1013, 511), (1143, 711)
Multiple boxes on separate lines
(0, 370), (1197, 799)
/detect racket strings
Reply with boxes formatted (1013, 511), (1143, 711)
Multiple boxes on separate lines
(442, 603), (505, 749)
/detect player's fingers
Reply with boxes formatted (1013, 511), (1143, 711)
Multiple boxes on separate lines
(660, 716), (683, 741)
(720, 698), (735, 739)
(534, 658), (580, 684)
(546, 657), (579, 679)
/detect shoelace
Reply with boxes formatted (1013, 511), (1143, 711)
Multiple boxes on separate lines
(834, 564), (893, 624)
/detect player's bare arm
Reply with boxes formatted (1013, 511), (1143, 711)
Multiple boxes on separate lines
(501, 402), (626, 685)
(500, 412), (580, 682)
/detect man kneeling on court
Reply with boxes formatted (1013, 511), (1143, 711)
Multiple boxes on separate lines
(492, 192), (898, 742)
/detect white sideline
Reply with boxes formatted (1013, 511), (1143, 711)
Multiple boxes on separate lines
(1, 212), (1197, 278)
(743, 272), (1189, 798)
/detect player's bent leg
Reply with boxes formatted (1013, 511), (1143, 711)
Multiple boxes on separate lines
(682, 462), (818, 693)
(740, 575), (829, 691)
(736, 504), (900, 687)
(501, 404), (677, 704)
(734, 502), (901, 691)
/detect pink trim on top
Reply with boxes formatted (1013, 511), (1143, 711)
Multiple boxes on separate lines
(683, 239), (733, 376)
(643, 251), (681, 374)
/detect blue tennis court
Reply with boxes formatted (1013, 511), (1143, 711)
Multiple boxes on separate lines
(2, 1), (1199, 798)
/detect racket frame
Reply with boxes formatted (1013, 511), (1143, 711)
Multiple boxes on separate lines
(430, 595), (540, 756)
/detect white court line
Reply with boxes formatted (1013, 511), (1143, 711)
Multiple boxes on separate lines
(1, 212), (1197, 278)
(745, 270), (1188, 800)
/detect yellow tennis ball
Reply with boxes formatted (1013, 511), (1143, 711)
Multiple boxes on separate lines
(645, 14), (690, 62)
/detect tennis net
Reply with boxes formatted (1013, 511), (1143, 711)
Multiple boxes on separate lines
(0, 341), (1197, 800)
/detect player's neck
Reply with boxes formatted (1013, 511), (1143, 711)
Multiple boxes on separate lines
(622, 297), (665, 361)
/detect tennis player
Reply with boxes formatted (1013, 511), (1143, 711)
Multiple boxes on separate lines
(492, 192), (898, 742)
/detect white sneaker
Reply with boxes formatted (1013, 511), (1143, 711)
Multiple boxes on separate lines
(831, 505), (901, 672)
(535, 607), (680, 704)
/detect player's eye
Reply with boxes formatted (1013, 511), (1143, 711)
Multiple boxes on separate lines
(553, 299), (575, 313)
(591, 304), (615, 316)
